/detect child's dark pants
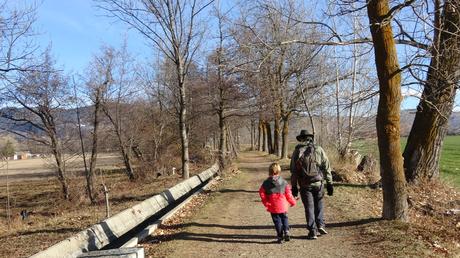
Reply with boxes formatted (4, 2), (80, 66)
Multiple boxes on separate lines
(271, 213), (289, 237)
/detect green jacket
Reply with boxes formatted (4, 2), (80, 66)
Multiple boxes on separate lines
(290, 143), (333, 188)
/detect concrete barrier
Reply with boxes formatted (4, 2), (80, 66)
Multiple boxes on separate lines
(77, 247), (144, 258)
(31, 163), (219, 258)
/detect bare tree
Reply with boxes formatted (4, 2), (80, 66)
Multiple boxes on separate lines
(402, 0), (460, 181)
(206, 2), (249, 168)
(99, 45), (136, 180)
(76, 46), (115, 203)
(1, 52), (72, 199)
(0, 1), (38, 84)
(96, 0), (213, 179)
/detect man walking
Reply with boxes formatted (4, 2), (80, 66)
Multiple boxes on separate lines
(290, 130), (333, 239)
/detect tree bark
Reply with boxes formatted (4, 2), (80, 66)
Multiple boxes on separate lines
(250, 120), (255, 151)
(274, 111), (281, 157)
(50, 133), (69, 200)
(218, 107), (226, 169)
(281, 114), (290, 159)
(262, 120), (267, 152)
(87, 87), (105, 203)
(265, 121), (273, 154)
(367, 0), (408, 221)
(87, 89), (103, 204)
(403, 1), (460, 182)
(177, 58), (190, 179)
(258, 119), (263, 151)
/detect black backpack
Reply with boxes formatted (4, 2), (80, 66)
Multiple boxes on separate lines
(296, 145), (323, 183)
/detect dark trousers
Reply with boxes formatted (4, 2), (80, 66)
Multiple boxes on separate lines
(300, 184), (325, 232)
(270, 213), (289, 237)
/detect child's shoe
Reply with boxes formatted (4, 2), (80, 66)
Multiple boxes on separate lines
(284, 231), (290, 241)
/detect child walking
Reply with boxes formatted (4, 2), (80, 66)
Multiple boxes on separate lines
(259, 162), (296, 243)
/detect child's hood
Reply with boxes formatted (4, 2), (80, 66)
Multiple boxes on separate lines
(263, 176), (287, 194)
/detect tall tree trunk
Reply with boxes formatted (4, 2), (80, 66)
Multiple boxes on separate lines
(345, 29), (359, 154)
(258, 119), (263, 151)
(367, 0), (408, 221)
(262, 120), (267, 152)
(87, 91), (103, 204)
(334, 46), (343, 153)
(266, 121), (273, 154)
(50, 134), (69, 200)
(218, 109), (226, 169)
(403, 1), (460, 182)
(75, 86), (95, 204)
(176, 58), (190, 179)
(250, 120), (255, 151)
(281, 114), (290, 159)
(274, 111), (281, 157)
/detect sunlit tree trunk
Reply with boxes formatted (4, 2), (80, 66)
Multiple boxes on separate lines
(367, 0), (408, 221)
(218, 107), (226, 169)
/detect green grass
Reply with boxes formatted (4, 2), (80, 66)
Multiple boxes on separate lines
(354, 136), (460, 188)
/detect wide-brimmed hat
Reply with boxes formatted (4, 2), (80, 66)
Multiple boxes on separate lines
(296, 129), (314, 141)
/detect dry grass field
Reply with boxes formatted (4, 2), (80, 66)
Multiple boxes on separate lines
(0, 152), (212, 257)
(0, 153), (123, 182)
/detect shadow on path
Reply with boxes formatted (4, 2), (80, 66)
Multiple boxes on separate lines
(159, 217), (381, 232)
(149, 231), (310, 245)
(217, 189), (258, 194)
(328, 218), (382, 228)
(150, 218), (381, 245)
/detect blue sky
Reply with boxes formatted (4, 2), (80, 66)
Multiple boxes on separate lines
(32, 0), (460, 112)
(35, 0), (150, 72)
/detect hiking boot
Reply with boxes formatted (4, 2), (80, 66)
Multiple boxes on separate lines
(318, 227), (328, 235)
(276, 237), (283, 244)
(307, 230), (317, 240)
(284, 231), (290, 241)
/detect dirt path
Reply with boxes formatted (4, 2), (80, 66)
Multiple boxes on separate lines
(145, 152), (378, 257)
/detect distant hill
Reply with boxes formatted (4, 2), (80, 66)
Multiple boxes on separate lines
(400, 109), (460, 136)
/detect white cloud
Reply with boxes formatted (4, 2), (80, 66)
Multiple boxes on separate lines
(401, 87), (422, 98)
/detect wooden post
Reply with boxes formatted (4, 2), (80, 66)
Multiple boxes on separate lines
(102, 184), (110, 218)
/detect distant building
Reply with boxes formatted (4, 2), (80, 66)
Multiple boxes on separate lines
(12, 151), (32, 160)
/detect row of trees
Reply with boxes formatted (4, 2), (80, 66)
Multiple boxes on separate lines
(0, 0), (458, 222)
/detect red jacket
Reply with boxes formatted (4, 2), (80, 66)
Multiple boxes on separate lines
(259, 176), (296, 213)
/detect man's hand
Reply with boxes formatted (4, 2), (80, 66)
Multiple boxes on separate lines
(292, 186), (299, 198)
(326, 183), (333, 196)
